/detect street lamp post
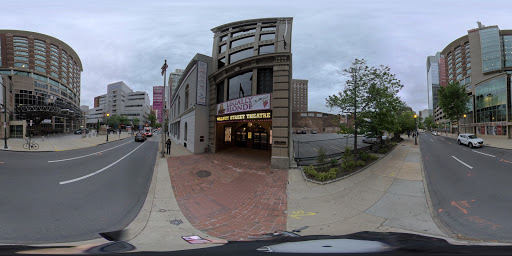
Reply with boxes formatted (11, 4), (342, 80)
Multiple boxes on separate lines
(414, 114), (418, 145)
(106, 113), (110, 142)
(463, 114), (467, 133)
(1, 76), (11, 149)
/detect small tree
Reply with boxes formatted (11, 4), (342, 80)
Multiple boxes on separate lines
(438, 82), (470, 135)
(132, 118), (140, 130)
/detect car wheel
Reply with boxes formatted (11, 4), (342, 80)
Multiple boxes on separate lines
(458, 140), (461, 145)
(469, 142), (473, 148)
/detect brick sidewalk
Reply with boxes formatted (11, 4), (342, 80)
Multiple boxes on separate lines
(167, 149), (288, 241)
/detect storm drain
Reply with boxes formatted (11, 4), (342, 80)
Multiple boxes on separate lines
(196, 170), (212, 178)
(169, 219), (184, 226)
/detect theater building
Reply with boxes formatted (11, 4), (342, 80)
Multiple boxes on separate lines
(208, 17), (293, 169)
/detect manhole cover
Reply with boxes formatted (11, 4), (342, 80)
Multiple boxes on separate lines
(196, 170), (212, 177)
(169, 219), (184, 226)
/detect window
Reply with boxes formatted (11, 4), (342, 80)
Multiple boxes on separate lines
(185, 85), (189, 108)
(456, 57), (462, 63)
(13, 37), (28, 42)
(261, 26), (276, 31)
(14, 46), (28, 51)
(220, 35), (228, 42)
(457, 74), (463, 80)
(15, 51), (28, 56)
(467, 62), (471, 68)
(467, 69), (471, 74)
(35, 49), (45, 55)
(456, 67), (462, 73)
(229, 48), (253, 64)
(14, 62), (28, 68)
(228, 71), (252, 100)
(480, 27), (503, 73)
(230, 36), (255, 48)
(217, 82), (225, 103)
(51, 60), (58, 66)
(35, 66), (46, 73)
(219, 44), (227, 53)
(259, 44), (274, 55)
(456, 62), (462, 68)
(257, 68), (273, 94)
(232, 28), (255, 38)
(13, 42), (28, 47)
(35, 54), (46, 61)
(178, 96), (181, 114)
(33, 74), (47, 82)
(218, 57), (226, 68)
(260, 33), (275, 41)
(14, 56), (28, 62)
(51, 72), (58, 79)
(51, 65), (58, 72)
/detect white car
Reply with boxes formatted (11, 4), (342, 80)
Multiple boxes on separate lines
(362, 134), (387, 144)
(432, 131), (439, 136)
(457, 133), (484, 148)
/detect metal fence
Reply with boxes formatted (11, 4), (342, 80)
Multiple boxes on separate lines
(293, 136), (371, 166)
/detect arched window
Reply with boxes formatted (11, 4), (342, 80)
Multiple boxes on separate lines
(184, 122), (188, 141)
(185, 84), (189, 109)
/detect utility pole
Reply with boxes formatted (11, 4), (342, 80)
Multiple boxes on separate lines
(161, 60), (168, 158)
(1, 76), (11, 149)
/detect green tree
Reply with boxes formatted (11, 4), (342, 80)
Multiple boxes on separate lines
(147, 112), (157, 126)
(423, 116), (434, 130)
(155, 123), (162, 128)
(107, 114), (121, 129)
(438, 82), (470, 135)
(119, 115), (129, 126)
(326, 59), (404, 158)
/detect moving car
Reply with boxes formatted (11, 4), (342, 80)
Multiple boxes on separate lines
(135, 132), (147, 142)
(432, 131), (439, 136)
(144, 127), (152, 137)
(362, 133), (388, 144)
(457, 133), (484, 148)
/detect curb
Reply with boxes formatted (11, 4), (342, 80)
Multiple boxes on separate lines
(299, 142), (400, 185)
(0, 136), (132, 153)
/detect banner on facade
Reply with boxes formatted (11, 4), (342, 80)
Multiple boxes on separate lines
(196, 61), (208, 105)
(216, 94), (271, 115)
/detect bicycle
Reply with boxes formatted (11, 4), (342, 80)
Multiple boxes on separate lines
(23, 139), (39, 150)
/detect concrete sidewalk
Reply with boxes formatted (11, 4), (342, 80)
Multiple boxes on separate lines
(0, 132), (132, 151)
(287, 136), (446, 239)
(435, 132), (512, 150)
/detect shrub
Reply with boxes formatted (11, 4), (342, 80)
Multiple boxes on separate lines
(390, 142), (397, 147)
(316, 147), (327, 166)
(304, 165), (317, 177)
(378, 148), (388, 154)
(330, 158), (338, 167)
(359, 151), (370, 162)
(356, 160), (366, 167)
(341, 159), (357, 171)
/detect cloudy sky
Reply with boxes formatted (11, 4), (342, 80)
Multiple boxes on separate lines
(2, 0), (511, 113)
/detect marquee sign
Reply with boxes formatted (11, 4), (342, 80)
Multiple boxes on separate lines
(216, 112), (272, 123)
(217, 94), (271, 115)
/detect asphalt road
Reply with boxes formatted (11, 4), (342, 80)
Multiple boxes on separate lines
(420, 132), (512, 242)
(0, 135), (159, 244)
(292, 134), (368, 165)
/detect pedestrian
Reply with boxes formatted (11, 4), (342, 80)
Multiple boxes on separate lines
(166, 138), (172, 154)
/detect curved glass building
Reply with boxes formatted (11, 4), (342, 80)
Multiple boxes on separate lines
(0, 30), (82, 138)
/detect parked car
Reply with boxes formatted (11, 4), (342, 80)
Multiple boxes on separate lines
(74, 128), (89, 134)
(457, 133), (484, 148)
(362, 133), (388, 144)
(311, 130), (318, 134)
(135, 133), (147, 142)
(432, 131), (439, 136)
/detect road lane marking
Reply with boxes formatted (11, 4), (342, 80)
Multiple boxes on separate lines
(471, 150), (496, 158)
(430, 139), (433, 142)
(451, 201), (468, 214)
(440, 138), (445, 140)
(59, 141), (146, 185)
(48, 140), (132, 163)
(451, 156), (473, 169)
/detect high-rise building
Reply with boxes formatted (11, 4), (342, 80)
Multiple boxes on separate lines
(153, 86), (164, 124)
(169, 69), (184, 98)
(86, 81), (150, 127)
(431, 22), (512, 137)
(291, 79), (308, 112)
(426, 53), (441, 117)
(0, 30), (83, 138)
